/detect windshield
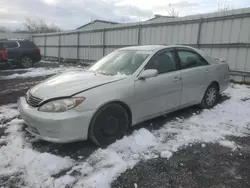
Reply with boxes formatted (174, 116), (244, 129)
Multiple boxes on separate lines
(88, 50), (151, 76)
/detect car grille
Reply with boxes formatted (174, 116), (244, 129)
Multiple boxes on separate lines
(26, 93), (43, 107)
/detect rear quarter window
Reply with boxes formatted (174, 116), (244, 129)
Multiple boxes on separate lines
(19, 41), (36, 48)
(178, 50), (208, 69)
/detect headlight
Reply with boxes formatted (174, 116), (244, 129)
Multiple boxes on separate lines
(38, 98), (85, 112)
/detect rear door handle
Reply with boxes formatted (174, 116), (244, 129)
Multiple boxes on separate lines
(173, 77), (181, 82)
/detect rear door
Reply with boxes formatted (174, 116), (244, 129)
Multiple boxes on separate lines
(176, 48), (212, 106)
(4, 41), (20, 62)
(133, 48), (182, 121)
(19, 41), (39, 56)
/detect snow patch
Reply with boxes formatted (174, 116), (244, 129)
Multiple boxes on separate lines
(160, 151), (173, 159)
(40, 60), (59, 64)
(0, 66), (83, 80)
(0, 104), (19, 122)
(0, 109), (75, 188)
(219, 140), (237, 150)
(53, 175), (75, 188)
(116, 72), (128, 78)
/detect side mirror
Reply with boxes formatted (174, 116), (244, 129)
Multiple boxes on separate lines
(138, 69), (158, 80)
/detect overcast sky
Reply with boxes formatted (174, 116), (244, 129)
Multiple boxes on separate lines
(0, 0), (250, 30)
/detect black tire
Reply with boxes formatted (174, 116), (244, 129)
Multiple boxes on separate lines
(89, 103), (129, 146)
(201, 83), (219, 109)
(20, 56), (33, 68)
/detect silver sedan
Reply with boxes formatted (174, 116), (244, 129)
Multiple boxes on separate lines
(18, 45), (230, 146)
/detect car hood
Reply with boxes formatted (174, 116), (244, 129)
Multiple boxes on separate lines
(30, 70), (125, 99)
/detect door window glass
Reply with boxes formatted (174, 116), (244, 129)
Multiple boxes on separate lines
(19, 41), (36, 48)
(4, 42), (19, 49)
(177, 50), (208, 69)
(146, 50), (177, 74)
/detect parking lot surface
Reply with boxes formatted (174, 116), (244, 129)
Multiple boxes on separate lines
(1, 62), (250, 188)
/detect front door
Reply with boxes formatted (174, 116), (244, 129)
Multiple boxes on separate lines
(133, 49), (182, 122)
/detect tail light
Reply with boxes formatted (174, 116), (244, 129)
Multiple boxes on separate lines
(3, 50), (8, 59)
(0, 50), (8, 62)
(36, 48), (40, 53)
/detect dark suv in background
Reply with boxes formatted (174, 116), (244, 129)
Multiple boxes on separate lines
(0, 39), (41, 68)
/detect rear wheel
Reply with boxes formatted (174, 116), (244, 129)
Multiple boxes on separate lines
(21, 56), (33, 68)
(201, 83), (219, 109)
(89, 103), (129, 146)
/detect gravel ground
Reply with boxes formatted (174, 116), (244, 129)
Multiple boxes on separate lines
(1, 62), (250, 188)
(112, 138), (250, 188)
(0, 77), (48, 105)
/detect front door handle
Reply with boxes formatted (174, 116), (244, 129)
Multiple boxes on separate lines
(205, 68), (210, 73)
(173, 77), (181, 82)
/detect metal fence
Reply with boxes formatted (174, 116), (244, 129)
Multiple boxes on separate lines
(32, 8), (250, 83)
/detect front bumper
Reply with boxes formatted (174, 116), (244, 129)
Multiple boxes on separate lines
(220, 78), (230, 93)
(18, 97), (95, 143)
(36, 54), (42, 62)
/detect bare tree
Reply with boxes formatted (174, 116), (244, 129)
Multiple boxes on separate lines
(13, 29), (30, 33)
(166, 4), (179, 17)
(23, 18), (61, 33)
(217, 0), (232, 12)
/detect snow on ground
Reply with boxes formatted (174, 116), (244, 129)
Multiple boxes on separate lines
(39, 60), (59, 64)
(0, 106), (75, 187)
(0, 104), (19, 123)
(0, 84), (250, 188)
(0, 65), (83, 80)
(160, 150), (173, 159)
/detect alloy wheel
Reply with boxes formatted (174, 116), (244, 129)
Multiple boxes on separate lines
(206, 87), (217, 106)
(21, 56), (33, 68)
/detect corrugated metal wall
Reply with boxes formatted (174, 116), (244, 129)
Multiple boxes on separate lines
(32, 8), (250, 82)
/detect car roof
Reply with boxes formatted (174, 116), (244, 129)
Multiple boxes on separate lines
(119, 45), (165, 51)
(119, 45), (198, 51)
(0, 39), (30, 42)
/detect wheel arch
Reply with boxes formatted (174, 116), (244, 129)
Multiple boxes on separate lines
(210, 81), (220, 93)
(20, 54), (34, 62)
(201, 81), (220, 103)
(87, 100), (132, 144)
(99, 100), (132, 125)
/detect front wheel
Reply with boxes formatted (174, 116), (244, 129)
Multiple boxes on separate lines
(201, 83), (219, 109)
(89, 103), (129, 146)
(21, 56), (33, 68)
